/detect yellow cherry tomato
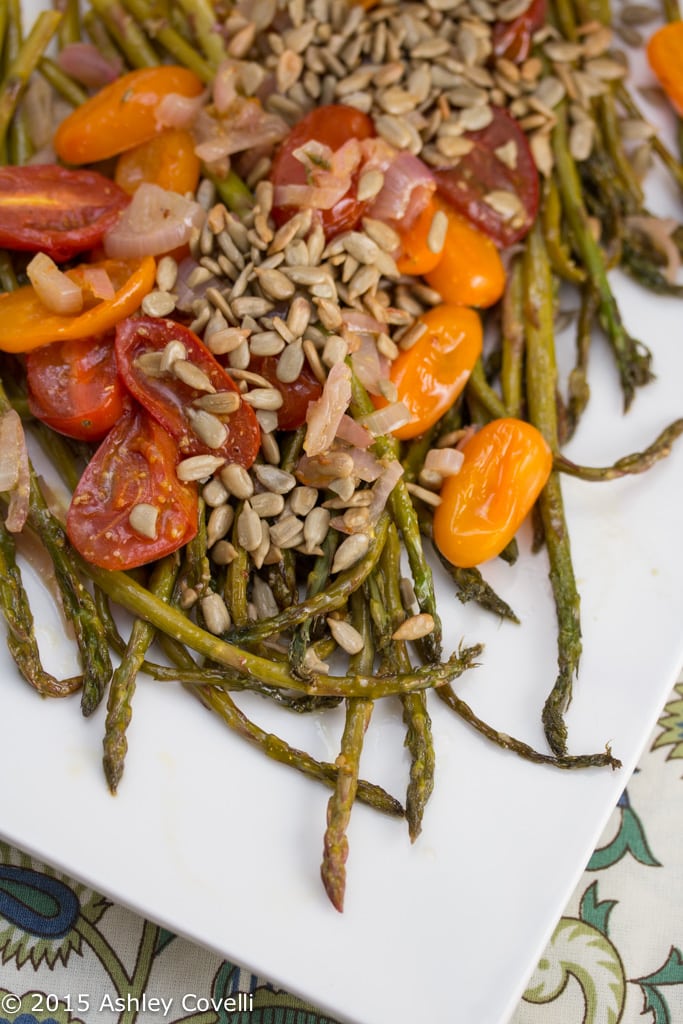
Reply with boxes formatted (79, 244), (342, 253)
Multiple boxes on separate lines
(425, 199), (506, 309)
(433, 417), (553, 568)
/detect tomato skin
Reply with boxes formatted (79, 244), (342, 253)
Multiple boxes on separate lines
(53, 66), (204, 165)
(433, 108), (539, 247)
(394, 198), (444, 277)
(114, 129), (201, 196)
(249, 355), (322, 430)
(424, 199), (506, 308)
(647, 22), (683, 115)
(0, 256), (156, 354)
(269, 104), (375, 239)
(433, 418), (552, 568)
(26, 333), (128, 442)
(66, 404), (198, 571)
(0, 165), (129, 262)
(115, 317), (260, 468)
(377, 304), (482, 441)
(491, 0), (546, 62)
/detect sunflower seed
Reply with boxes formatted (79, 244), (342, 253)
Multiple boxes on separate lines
(156, 256), (178, 292)
(251, 491), (286, 518)
(357, 168), (385, 201)
(193, 391), (241, 415)
(276, 339), (305, 382)
(220, 463), (254, 499)
(331, 532), (369, 573)
(187, 408), (228, 449)
(241, 387), (284, 410)
(211, 540), (238, 565)
(289, 485), (318, 517)
(252, 575), (280, 619)
(287, 295), (312, 336)
(172, 360), (216, 393)
(327, 616), (364, 654)
(207, 504), (234, 546)
(201, 592), (232, 634)
(253, 463), (297, 493)
(236, 500), (263, 551)
(202, 478), (229, 507)
(177, 455), (226, 482)
(392, 613), (435, 641)
(128, 503), (159, 540)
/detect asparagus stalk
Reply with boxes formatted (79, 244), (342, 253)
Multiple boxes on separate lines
(88, 0), (159, 68)
(523, 220), (581, 757)
(0, 9), (62, 158)
(321, 588), (376, 911)
(119, 0), (214, 81)
(555, 419), (683, 481)
(0, 522), (81, 698)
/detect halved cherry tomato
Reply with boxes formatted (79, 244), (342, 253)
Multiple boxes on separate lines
(432, 417), (552, 568)
(66, 404), (198, 571)
(491, 0), (546, 63)
(375, 304), (482, 440)
(647, 22), (683, 115)
(115, 317), (260, 468)
(433, 108), (539, 247)
(394, 198), (444, 277)
(270, 104), (375, 239)
(0, 256), (156, 353)
(53, 66), (204, 165)
(26, 333), (128, 442)
(424, 198), (506, 308)
(248, 355), (322, 431)
(0, 165), (129, 262)
(114, 129), (201, 196)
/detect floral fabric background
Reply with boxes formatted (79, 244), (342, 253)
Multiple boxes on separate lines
(0, 681), (681, 1024)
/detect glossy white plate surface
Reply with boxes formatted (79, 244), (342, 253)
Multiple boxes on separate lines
(2, 10), (683, 1023)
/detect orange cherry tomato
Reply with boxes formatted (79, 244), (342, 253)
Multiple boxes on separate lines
(424, 199), (506, 309)
(0, 256), (156, 353)
(54, 66), (204, 165)
(395, 198), (444, 277)
(647, 22), (683, 115)
(377, 304), (482, 441)
(115, 129), (201, 196)
(433, 418), (552, 568)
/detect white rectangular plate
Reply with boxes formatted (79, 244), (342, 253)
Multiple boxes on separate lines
(2, 11), (683, 1024)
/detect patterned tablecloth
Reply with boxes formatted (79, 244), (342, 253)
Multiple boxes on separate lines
(0, 680), (681, 1024)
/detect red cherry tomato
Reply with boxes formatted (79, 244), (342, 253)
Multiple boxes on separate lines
(249, 354), (322, 430)
(115, 317), (260, 468)
(433, 108), (539, 247)
(26, 333), (128, 442)
(66, 404), (198, 571)
(432, 417), (552, 568)
(0, 165), (129, 262)
(491, 0), (546, 63)
(269, 104), (375, 239)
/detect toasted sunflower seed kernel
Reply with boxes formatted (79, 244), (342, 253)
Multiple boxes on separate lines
(256, 409), (279, 435)
(289, 485), (318, 517)
(257, 266), (297, 300)
(193, 391), (241, 415)
(427, 209), (448, 254)
(332, 532), (369, 573)
(252, 575), (280, 619)
(207, 504), (234, 547)
(236, 500), (262, 551)
(172, 360), (216, 393)
(211, 539), (238, 565)
(303, 506), (330, 549)
(241, 387), (284, 410)
(327, 616), (364, 655)
(253, 463), (297, 493)
(302, 648), (330, 674)
(128, 502), (159, 540)
(220, 463), (254, 500)
(228, 339), (251, 370)
(483, 189), (525, 221)
(322, 334), (348, 368)
(392, 613), (435, 641)
(419, 467), (444, 490)
(269, 514), (304, 548)
(261, 429), (280, 465)
(328, 476), (356, 502)
(179, 586), (198, 610)
(250, 520), (272, 570)
(158, 339), (187, 373)
(399, 577), (419, 614)
(135, 351), (164, 377)
(177, 455), (225, 482)
(156, 256), (178, 292)
(357, 168), (385, 202)
(287, 295), (312, 336)
(251, 491), (286, 518)
(276, 339), (305, 383)
(202, 478), (229, 507)
(187, 408), (228, 449)
(362, 217), (401, 253)
(405, 481), (442, 507)
(250, 330), (285, 357)
(201, 592), (232, 635)
(315, 297), (344, 331)
(343, 231), (380, 264)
